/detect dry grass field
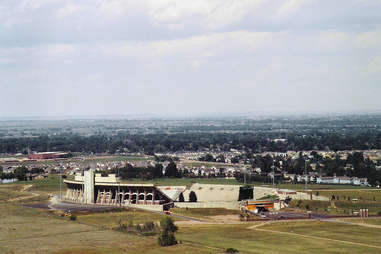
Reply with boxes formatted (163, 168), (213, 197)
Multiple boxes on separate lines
(171, 208), (240, 221)
(0, 203), (217, 254)
(2, 179), (381, 253)
(75, 209), (172, 229)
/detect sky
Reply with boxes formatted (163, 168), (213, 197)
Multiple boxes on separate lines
(1, 0), (381, 117)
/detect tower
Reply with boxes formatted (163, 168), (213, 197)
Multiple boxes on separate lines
(84, 169), (95, 204)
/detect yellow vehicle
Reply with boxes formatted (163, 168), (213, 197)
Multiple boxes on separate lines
(243, 200), (275, 213)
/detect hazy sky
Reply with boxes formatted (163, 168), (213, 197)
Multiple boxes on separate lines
(1, 0), (381, 117)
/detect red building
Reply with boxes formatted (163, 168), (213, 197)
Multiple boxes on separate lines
(28, 152), (69, 160)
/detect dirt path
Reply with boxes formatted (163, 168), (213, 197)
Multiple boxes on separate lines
(250, 226), (381, 250)
(246, 221), (274, 229)
(7, 184), (39, 202)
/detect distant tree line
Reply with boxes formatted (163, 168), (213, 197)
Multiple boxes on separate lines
(198, 153), (225, 163)
(0, 166), (44, 180)
(154, 155), (179, 162)
(2, 130), (381, 154)
(108, 162), (181, 180)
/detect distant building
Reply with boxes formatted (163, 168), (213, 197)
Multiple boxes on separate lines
(28, 152), (69, 160)
(316, 176), (369, 186)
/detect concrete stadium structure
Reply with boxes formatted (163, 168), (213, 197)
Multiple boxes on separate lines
(63, 170), (173, 211)
(63, 169), (327, 211)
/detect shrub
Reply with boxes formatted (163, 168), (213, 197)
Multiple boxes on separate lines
(189, 191), (197, 202)
(160, 217), (178, 233)
(226, 248), (239, 253)
(158, 231), (177, 246)
(158, 217), (178, 246)
(69, 214), (77, 221)
(143, 221), (156, 232)
(178, 193), (185, 202)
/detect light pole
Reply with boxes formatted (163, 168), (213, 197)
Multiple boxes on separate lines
(117, 167), (121, 206)
(304, 159), (309, 191)
(272, 159), (275, 186)
(59, 167), (62, 201)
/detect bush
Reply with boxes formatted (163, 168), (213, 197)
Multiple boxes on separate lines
(158, 217), (178, 246)
(69, 214), (77, 221)
(160, 217), (178, 233)
(178, 193), (185, 202)
(158, 231), (177, 246)
(189, 191), (197, 202)
(143, 221), (156, 232)
(226, 248), (239, 253)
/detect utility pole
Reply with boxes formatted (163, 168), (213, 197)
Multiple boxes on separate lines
(118, 167), (121, 206)
(304, 159), (309, 191)
(272, 159), (275, 186)
(59, 167), (62, 201)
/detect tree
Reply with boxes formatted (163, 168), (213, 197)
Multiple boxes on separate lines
(165, 162), (180, 178)
(153, 164), (163, 178)
(216, 154), (225, 163)
(178, 192), (184, 202)
(30, 167), (44, 174)
(158, 217), (178, 246)
(189, 191), (197, 202)
(231, 156), (239, 164)
(14, 166), (29, 181)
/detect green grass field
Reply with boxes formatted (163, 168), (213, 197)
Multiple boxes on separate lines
(313, 189), (381, 202)
(286, 189), (381, 215)
(276, 183), (373, 190)
(261, 220), (381, 248)
(181, 160), (244, 167)
(341, 218), (381, 226)
(176, 222), (381, 254)
(289, 199), (381, 215)
(30, 175), (67, 192)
